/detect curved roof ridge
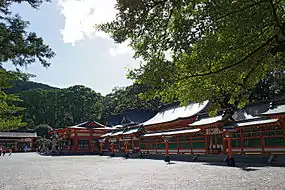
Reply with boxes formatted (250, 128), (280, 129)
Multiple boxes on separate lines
(142, 100), (209, 126)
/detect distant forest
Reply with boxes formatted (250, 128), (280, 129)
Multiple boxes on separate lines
(6, 79), (161, 129)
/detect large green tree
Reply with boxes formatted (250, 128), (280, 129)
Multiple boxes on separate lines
(0, 70), (26, 130)
(19, 83), (161, 128)
(100, 0), (285, 114)
(20, 85), (104, 128)
(0, 0), (55, 130)
(102, 83), (160, 118)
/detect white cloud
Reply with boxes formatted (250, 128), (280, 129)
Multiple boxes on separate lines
(109, 40), (134, 57)
(57, 0), (132, 56)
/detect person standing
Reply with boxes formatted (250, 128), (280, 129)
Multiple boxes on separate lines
(2, 147), (6, 156)
(9, 148), (12, 156)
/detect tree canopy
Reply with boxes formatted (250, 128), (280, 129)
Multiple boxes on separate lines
(99, 0), (285, 114)
(0, 0), (55, 130)
(20, 85), (104, 128)
(18, 84), (161, 129)
(0, 70), (26, 130)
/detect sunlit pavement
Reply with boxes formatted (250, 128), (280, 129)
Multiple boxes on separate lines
(0, 153), (285, 190)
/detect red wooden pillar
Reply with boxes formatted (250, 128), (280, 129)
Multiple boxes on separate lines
(156, 141), (158, 154)
(205, 132), (209, 154)
(260, 127), (265, 154)
(283, 124), (285, 145)
(222, 131), (226, 154)
(91, 143), (94, 153)
(88, 140), (92, 152)
(131, 136), (134, 151)
(111, 143), (114, 153)
(125, 141), (128, 154)
(89, 131), (92, 152)
(99, 142), (103, 154)
(227, 135), (232, 159)
(74, 130), (78, 153)
(226, 130), (235, 166)
(281, 118), (285, 146)
(240, 129), (244, 154)
(177, 136), (180, 154)
(190, 135), (193, 154)
(164, 137), (170, 162)
(165, 140), (169, 156)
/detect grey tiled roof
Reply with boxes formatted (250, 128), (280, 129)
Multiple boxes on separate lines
(0, 132), (37, 138)
(141, 128), (201, 137)
(223, 118), (278, 129)
(262, 104), (285, 115)
(189, 115), (224, 127)
(142, 101), (209, 126)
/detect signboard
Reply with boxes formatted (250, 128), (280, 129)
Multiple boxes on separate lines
(18, 138), (32, 142)
(121, 137), (132, 140)
(98, 139), (105, 143)
(206, 128), (223, 135)
(109, 139), (117, 143)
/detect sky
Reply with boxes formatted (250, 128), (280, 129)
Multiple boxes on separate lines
(3, 0), (140, 95)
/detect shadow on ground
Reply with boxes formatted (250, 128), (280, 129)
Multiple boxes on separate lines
(38, 151), (285, 169)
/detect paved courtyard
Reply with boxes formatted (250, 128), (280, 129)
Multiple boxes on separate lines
(0, 153), (285, 190)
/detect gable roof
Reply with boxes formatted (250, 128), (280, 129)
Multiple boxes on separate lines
(68, 120), (112, 130)
(223, 118), (278, 129)
(106, 109), (156, 127)
(142, 101), (209, 126)
(262, 104), (285, 115)
(189, 115), (224, 127)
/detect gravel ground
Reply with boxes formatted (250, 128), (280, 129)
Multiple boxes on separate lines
(0, 153), (285, 190)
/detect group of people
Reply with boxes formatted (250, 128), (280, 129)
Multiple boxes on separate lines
(0, 146), (12, 156)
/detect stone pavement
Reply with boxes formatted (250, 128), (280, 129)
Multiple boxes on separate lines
(0, 153), (285, 190)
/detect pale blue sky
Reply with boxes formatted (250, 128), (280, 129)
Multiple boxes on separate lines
(3, 0), (140, 95)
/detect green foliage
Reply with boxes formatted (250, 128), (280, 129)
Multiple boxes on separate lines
(20, 85), (104, 128)
(0, 0), (55, 67)
(36, 136), (51, 148)
(34, 124), (53, 138)
(5, 79), (56, 94)
(102, 83), (160, 118)
(0, 70), (26, 130)
(18, 83), (161, 129)
(0, 0), (54, 131)
(99, 0), (285, 113)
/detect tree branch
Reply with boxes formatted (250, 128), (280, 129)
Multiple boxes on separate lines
(216, 1), (263, 21)
(180, 36), (274, 79)
(269, 0), (283, 29)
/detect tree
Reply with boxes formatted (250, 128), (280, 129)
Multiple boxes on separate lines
(0, 70), (26, 130)
(0, 0), (55, 67)
(0, 0), (55, 130)
(34, 124), (53, 138)
(20, 85), (105, 128)
(102, 83), (161, 118)
(99, 0), (285, 114)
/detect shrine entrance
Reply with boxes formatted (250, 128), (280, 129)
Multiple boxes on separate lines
(206, 128), (223, 154)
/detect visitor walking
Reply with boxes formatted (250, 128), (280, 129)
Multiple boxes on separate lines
(9, 148), (12, 156)
(2, 147), (6, 156)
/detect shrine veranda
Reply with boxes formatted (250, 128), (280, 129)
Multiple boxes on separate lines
(53, 100), (285, 161)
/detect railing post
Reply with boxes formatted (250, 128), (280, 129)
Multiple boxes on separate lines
(163, 136), (171, 163)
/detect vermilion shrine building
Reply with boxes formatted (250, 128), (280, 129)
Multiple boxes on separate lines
(100, 100), (285, 163)
(53, 99), (285, 164)
(53, 121), (112, 154)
